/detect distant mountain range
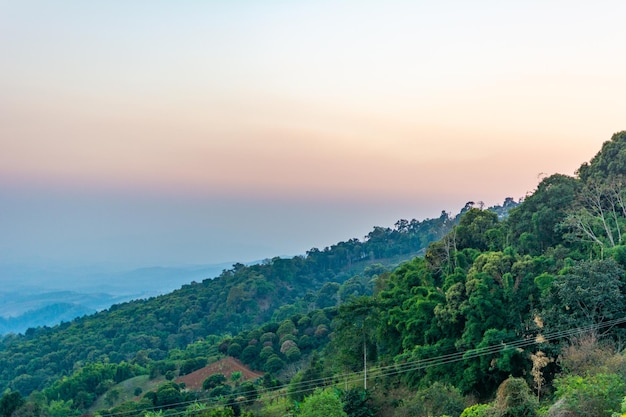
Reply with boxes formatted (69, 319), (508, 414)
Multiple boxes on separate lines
(0, 262), (233, 335)
(2, 132), (626, 417)
(0, 302), (96, 335)
(0, 198), (521, 336)
(0, 195), (519, 342)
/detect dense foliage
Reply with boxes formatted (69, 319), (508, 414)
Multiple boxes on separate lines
(2, 131), (626, 417)
(0, 207), (464, 396)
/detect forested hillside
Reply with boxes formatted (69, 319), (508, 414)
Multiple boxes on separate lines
(0, 204), (489, 396)
(2, 131), (626, 417)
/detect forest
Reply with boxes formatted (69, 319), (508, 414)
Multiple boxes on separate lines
(1, 131), (626, 417)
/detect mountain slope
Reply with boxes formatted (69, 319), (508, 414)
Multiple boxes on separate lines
(3, 130), (625, 417)
(0, 207), (482, 395)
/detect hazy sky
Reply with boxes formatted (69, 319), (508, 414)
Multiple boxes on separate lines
(1, 1), (625, 270)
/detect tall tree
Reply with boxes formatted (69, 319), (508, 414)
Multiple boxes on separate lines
(0, 390), (24, 417)
(562, 178), (626, 254)
(542, 259), (625, 336)
(506, 174), (580, 255)
(332, 296), (380, 377)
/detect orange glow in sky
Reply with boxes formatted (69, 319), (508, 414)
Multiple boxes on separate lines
(1, 1), (625, 267)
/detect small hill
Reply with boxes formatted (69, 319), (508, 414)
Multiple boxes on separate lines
(88, 374), (164, 414)
(176, 357), (263, 391)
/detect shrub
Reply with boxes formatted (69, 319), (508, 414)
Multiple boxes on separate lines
(285, 346), (302, 362)
(493, 377), (537, 417)
(460, 403), (493, 417)
(203, 374), (227, 390)
(264, 355), (285, 373)
(393, 382), (465, 417)
(553, 373), (626, 417)
(208, 385), (232, 399)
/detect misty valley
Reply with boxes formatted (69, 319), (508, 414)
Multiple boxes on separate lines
(2, 132), (626, 417)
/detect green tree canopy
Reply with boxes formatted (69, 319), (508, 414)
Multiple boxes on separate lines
(298, 389), (347, 417)
(542, 259), (625, 334)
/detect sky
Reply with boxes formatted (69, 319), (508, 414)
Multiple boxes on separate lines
(1, 1), (626, 273)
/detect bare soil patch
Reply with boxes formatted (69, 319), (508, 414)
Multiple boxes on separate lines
(176, 356), (263, 391)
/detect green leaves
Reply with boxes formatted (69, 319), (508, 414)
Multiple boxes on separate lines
(299, 389), (347, 417)
(554, 373), (626, 417)
(542, 259), (625, 333)
(393, 382), (465, 417)
(455, 208), (500, 251)
(202, 374), (226, 391)
(506, 174), (580, 255)
(0, 391), (24, 417)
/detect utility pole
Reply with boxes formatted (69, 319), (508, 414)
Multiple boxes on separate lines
(363, 338), (367, 389)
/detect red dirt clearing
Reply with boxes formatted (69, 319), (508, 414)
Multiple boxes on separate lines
(176, 357), (263, 391)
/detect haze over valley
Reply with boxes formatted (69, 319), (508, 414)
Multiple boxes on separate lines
(2, 2), (626, 416)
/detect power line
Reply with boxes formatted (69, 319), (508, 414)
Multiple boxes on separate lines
(100, 316), (626, 416)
